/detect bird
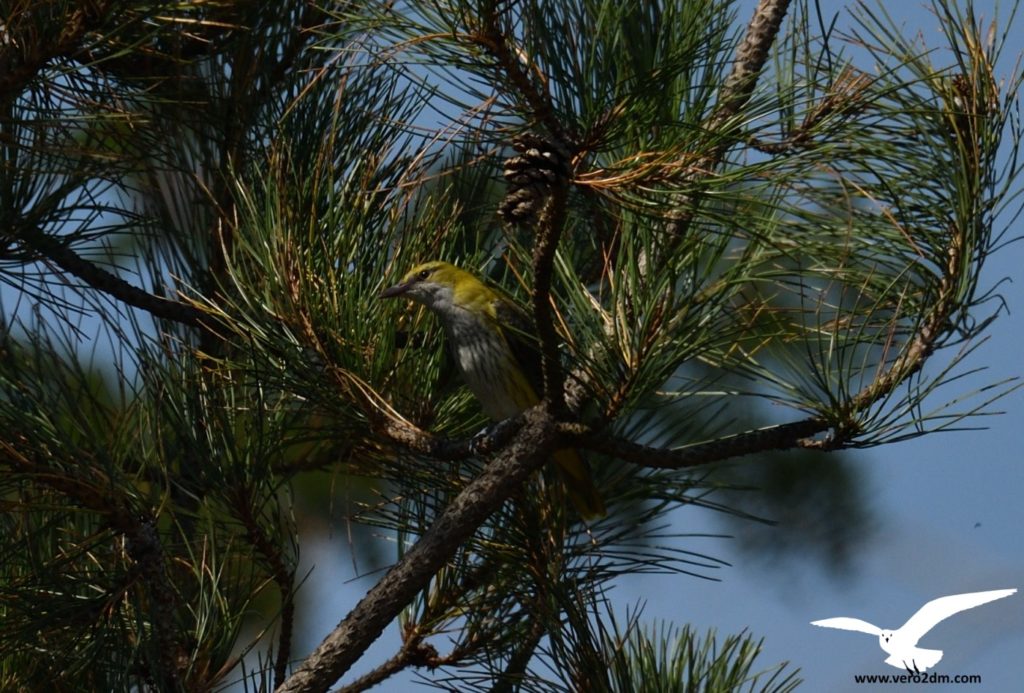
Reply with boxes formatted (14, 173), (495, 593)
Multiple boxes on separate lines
(811, 588), (1017, 672)
(380, 260), (605, 519)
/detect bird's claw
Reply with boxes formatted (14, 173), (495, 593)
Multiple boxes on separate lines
(469, 428), (491, 456)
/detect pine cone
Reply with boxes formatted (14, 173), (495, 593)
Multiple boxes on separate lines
(497, 134), (572, 227)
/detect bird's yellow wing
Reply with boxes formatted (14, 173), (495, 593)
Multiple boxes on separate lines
(491, 294), (606, 519)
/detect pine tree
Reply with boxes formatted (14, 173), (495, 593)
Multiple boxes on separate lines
(1, 1), (1021, 691)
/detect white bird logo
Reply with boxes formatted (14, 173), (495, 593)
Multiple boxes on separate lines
(811, 588), (1017, 672)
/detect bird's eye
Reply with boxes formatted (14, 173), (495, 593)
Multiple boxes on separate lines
(417, 269), (432, 280)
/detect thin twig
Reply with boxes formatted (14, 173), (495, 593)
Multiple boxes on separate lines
(336, 622), (443, 693)
(837, 226), (967, 442)
(492, 615), (546, 693)
(334, 648), (414, 693)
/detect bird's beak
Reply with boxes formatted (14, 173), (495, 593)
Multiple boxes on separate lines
(379, 281), (409, 299)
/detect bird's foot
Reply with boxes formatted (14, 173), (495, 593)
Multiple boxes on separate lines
(469, 417), (521, 456)
(469, 428), (490, 456)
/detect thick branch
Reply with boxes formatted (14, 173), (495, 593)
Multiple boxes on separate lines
(275, 407), (557, 693)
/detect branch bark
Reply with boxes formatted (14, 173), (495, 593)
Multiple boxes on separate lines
(274, 406), (558, 693)
(232, 486), (296, 690)
(711, 0), (792, 127)
(478, 3), (573, 143)
(565, 418), (829, 469)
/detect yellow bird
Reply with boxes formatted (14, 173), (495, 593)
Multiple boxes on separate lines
(381, 261), (605, 519)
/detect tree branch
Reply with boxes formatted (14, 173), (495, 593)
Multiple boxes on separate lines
(16, 229), (207, 328)
(711, 0), (792, 128)
(478, 2), (572, 142)
(231, 486), (296, 690)
(378, 411), (527, 461)
(496, 134), (575, 415)
(492, 614), (546, 693)
(381, 392), (832, 473)
(837, 224), (968, 443)
(334, 648), (415, 693)
(335, 621), (446, 693)
(666, 0), (791, 239)
(565, 418), (829, 469)
(531, 176), (571, 417)
(275, 406), (558, 693)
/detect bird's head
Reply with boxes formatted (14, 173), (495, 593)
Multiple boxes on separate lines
(380, 261), (488, 314)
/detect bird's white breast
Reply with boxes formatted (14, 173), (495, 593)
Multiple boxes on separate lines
(443, 309), (528, 421)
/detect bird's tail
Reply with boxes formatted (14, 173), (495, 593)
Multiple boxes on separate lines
(552, 448), (606, 520)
